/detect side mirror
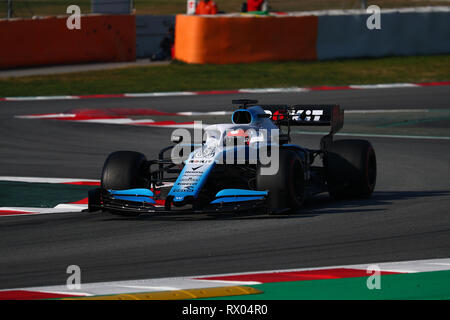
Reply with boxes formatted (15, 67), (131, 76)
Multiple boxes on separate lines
(171, 135), (183, 143)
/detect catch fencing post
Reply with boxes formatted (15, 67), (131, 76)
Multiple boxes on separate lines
(7, 0), (13, 18)
(360, 0), (367, 9)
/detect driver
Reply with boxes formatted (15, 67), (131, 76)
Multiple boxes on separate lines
(225, 129), (251, 146)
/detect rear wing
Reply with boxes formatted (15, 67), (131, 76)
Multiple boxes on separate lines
(262, 104), (344, 151)
(262, 104), (344, 135)
(231, 100), (344, 150)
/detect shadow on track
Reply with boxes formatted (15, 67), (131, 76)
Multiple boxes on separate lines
(98, 190), (450, 222)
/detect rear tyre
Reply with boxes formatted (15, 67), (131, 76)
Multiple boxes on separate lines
(257, 149), (305, 214)
(325, 139), (377, 199)
(101, 151), (148, 190)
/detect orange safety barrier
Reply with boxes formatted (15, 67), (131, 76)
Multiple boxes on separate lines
(0, 15), (135, 69)
(175, 14), (318, 64)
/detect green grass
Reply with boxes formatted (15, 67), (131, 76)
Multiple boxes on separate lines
(0, 181), (91, 207)
(1, 55), (449, 97)
(205, 270), (450, 300)
(2, 0), (449, 18)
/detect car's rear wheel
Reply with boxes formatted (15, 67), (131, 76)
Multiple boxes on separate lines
(325, 139), (377, 199)
(101, 151), (148, 190)
(257, 149), (305, 214)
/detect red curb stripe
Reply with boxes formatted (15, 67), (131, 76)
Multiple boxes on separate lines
(69, 197), (89, 204)
(309, 85), (353, 91)
(62, 181), (100, 186)
(417, 81), (450, 87)
(0, 210), (34, 216)
(196, 268), (400, 283)
(132, 121), (195, 126)
(0, 290), (81, 300)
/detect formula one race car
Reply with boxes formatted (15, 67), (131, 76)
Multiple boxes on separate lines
(88, 99), (376, 215)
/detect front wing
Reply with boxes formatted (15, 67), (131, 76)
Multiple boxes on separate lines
(92, 188), (269, 215)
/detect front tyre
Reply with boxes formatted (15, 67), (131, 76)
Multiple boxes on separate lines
(257, 149), (305, 214)
(325, 139), (377, 199)
(101, 151), (148, 190)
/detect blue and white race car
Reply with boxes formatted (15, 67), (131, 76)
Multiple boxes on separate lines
(88, 99), (377, 215)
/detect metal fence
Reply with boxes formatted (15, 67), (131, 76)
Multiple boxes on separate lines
(0, 0), (133, 18)
(1, 0), (446, 19)
(0, 1), (91, 18)
(91, 0), (132, 14)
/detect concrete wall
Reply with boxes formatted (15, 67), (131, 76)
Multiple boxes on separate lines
(174, 14), (318, 64)
(1, 8), (448, 68)
(317, 9), (450, 60)
(0, 15), (136, 69)
(174, 7), (450, 64)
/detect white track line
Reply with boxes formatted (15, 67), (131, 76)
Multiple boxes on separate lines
(16, 113), (76, 119)
(292, 131), (450, 140)
(350, 83), (419, 89)
(0, 176), (99, 184)
(345, 109), (430, 113)
(177, 111), (233, 116)
(4, 96), (79, 101)
(0, 205), (87, 216)
(124, 92), (197, 98)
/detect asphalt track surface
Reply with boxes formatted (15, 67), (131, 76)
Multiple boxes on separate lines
(0, 86), (449, 289)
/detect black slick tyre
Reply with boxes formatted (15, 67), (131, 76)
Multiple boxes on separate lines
(257, 149), (305, 214)
(325, 139), (377, 199)
(101, 151), (148, 190)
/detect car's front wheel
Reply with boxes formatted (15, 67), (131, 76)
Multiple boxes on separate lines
(257, 149), (305, 214)
(101, 151), (148, 190)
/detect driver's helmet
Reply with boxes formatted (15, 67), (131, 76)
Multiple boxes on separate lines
(224, 128), (250, 146)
